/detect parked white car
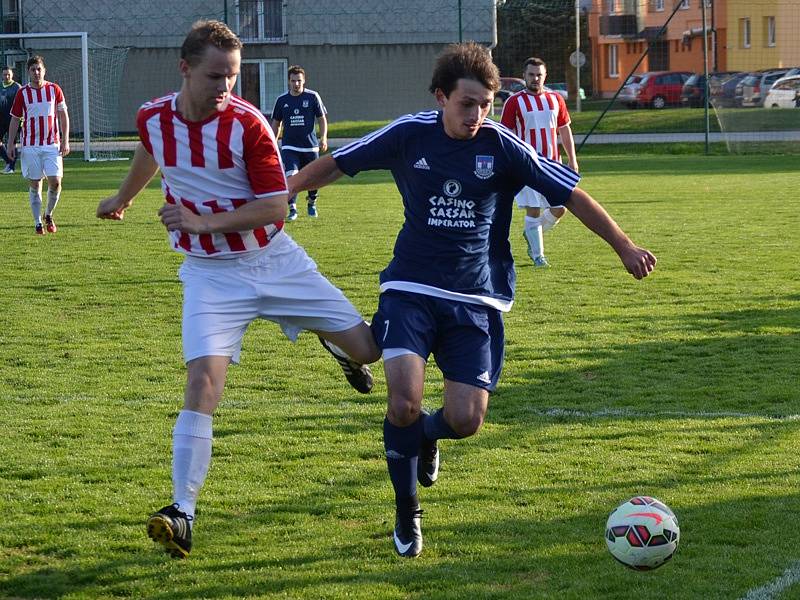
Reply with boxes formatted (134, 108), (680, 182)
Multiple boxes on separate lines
(764, 75), (800, 108)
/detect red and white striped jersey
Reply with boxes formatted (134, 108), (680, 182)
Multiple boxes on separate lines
(500, 90), (570, 162)
(137, 92), (288, 258)
(10, 82), (67, 148)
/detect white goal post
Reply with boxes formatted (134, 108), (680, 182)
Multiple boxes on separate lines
(0, 32), (92, 161)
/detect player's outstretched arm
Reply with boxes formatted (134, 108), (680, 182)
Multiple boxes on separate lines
(288, 154), (344, 196)
(567, 186), (657, 280)
(157, 194), (288, 234)
(96, 143), (159, 220)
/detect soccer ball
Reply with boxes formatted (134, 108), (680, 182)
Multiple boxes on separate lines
(605, 496), (680, 571)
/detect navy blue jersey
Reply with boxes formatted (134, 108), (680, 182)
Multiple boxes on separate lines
(333, 111), (580, 310)
(0, 81), (21, 121)
(271, 89), (326, 153)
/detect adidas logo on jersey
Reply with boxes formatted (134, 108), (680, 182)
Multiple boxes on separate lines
(477, 371), (491, 384)
(413, 157), (430, 170)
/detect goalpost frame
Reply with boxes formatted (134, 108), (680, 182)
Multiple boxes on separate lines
(0, 32), (91, 161)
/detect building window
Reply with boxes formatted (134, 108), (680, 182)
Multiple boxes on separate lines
(237, 0), (285, 42)
(654, 0), (664, 11)
(740, 18), (751, 49)
(679, 0), (689, 9)
(239, 59), (288, 115)
(765, 16), (776, 47)
(607, 0), (616, 15)
(608, 45), (619, 77)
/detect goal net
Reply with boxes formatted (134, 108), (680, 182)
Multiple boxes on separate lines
(0, 32), (129, 161)
(709, 0), (800, 155)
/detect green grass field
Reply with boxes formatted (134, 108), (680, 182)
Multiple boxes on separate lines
(1, 152), (798, 599)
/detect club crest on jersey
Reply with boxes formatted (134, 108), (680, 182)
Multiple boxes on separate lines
(444, 179), (461, 197)
(474, 155), (494, 179)
(302, 100), (309, 108)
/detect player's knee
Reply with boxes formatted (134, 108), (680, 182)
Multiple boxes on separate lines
(387, 395), (422, 427)
(450, 411), (484, 437)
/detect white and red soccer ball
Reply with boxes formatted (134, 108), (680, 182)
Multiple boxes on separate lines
(605, 496), (680, 570)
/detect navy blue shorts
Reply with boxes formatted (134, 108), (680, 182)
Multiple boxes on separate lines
(371, 290), (505, 391)
(281, 148), (318, 176)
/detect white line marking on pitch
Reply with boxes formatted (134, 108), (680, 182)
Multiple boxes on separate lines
(741, 562), (800, 600)
(526, 408), (800, 421)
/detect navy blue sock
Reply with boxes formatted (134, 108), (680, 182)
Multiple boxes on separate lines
(307, 190), (318, 205)
(0, 145), (9, 164)
(422, 408), (462, 441)
(384, 416), (423, 503)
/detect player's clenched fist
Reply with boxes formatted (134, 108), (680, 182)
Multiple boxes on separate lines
(158, 202), (206, 233)
(96, 194), (131, 220)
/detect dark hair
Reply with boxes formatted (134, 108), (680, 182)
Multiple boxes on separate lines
(2, 66), (13, 74)
(287, 65), (305, 78)
(181, 20), (242, 66)
(27, 55), (45, 70)
(523, 57), (547, 70)
(429, 42), (500, 97)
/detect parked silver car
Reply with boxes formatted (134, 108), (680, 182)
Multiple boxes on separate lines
(618, 74), (643, 108)
(738, 69), (797, 107)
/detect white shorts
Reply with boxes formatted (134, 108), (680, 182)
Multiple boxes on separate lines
(20, 146), (63, 180)
(515, 186), (568, 210)
(179, 232), (365, 364)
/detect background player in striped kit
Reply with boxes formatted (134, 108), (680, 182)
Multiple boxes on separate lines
(270, 65), (328, 220)
(96, 20), (379, 559)
(7, 56), (70, 235)
(0, 66), (21, 175)
(289, 42), (656, 558)
(501, 57), (578, 267)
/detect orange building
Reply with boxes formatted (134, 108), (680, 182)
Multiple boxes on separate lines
(588, 0), (727, 97)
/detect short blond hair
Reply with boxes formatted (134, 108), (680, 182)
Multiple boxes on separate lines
(181, 20), (242, 66)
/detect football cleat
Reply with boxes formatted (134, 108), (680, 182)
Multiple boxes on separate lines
(533, 255), (550, 268)
(146, 503), (193, 559)
(35, 223), (45, 235)
(2, 164), (14, 174)
(287, 206), (298, 221)
(393, 504), (424, 557)
(318, 336), (374, 394)
(417, 434), (439, 488)
(44, 215), (57, 233)
(307, 203), (318, 218)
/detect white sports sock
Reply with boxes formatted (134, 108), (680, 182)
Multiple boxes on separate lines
(46, 189), (60, 216)
(172, 410), (213, 526)
(523, 216), (544, 258)
(29, 188), (42, 225)
(540, 209), (560, 232)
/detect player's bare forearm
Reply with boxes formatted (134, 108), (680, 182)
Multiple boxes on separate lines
(318, 115), (328, 153)
(158, 194), (288, 234)
(567, 187), (657, 279)
(58, 109), (70, 156)
(6, 119), (19, 159)
(288, 154), (343, 195)
(559, 125), (578, 171)
(96, 143), (159, 220)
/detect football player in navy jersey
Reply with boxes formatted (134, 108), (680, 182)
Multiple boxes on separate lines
(271, 65), (327, 220)
(289, 42), (656, 558)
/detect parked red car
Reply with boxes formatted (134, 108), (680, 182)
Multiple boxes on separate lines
(634, 71), (693, 108)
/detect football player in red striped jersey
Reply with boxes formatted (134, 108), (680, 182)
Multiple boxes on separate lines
(501, 57), (578, 267)
(97, 20), (379, 559)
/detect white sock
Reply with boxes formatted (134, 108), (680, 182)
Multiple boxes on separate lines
(46, 189), (60, 216)
(523, 216), (544, 258)
(29, 188), (42, 225)
(540, 209), (560, 232)
(172, 410), (213, 526)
